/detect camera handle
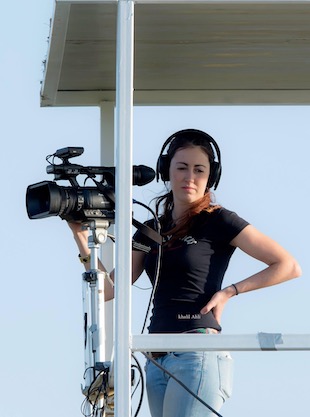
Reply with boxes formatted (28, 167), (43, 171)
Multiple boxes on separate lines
(81, 219), (113, 415)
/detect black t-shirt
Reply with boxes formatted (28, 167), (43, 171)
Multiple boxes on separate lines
(133, 207), (249, 333)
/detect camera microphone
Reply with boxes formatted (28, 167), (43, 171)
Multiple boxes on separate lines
(84, 165), (155, 186)
(98, 165), (155, 186)
(132, 165), (155, 186)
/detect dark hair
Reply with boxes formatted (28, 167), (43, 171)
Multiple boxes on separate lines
(155, 132), (220, 243)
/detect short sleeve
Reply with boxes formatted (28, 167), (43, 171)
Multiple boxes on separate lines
(213, 208), (250, 243)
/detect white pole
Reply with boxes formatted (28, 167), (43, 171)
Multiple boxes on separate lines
(100, 101), (115, 363)
(100, 102), (115, 166)
(114, 1), (134, 417)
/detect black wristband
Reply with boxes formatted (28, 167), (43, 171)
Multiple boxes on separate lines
(231, 283), (239, 295)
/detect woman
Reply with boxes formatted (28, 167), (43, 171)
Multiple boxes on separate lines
(69, 129), (301, 417)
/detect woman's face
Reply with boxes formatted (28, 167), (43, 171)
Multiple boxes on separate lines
(169, 146), (211, 207)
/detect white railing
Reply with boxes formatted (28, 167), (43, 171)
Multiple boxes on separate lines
(131, 333), (310, 352)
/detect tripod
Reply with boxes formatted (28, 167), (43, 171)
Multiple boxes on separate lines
(81, 219), (114, 416)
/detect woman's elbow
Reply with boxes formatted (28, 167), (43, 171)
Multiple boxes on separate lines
(290, 259), (302, 279)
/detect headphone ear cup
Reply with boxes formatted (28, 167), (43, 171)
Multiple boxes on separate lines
(208, 161), (221, 189)
(157, 154), (170, 181)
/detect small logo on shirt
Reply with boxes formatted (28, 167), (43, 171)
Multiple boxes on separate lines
(181, 235), (197, 245)
(177, 313), (202, 320)
(165, 235), (197, 245)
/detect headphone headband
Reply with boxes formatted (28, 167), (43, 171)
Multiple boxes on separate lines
(156, 129), (222, 190)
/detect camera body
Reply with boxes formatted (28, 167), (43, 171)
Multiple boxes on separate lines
(26, 180), (115, 223)
(26, 147), (116, 223)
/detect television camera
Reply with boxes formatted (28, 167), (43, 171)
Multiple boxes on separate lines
(26, 146), (155, 223)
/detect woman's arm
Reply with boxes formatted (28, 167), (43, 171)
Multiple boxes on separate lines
(201, 224), (302, 323)
(68, 222), (146, 301)
(229, 224), (302, 292)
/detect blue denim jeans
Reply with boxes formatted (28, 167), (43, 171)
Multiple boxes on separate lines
(145, 351), (233, 417)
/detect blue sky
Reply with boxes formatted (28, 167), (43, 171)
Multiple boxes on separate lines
(1, 2), (309, 417)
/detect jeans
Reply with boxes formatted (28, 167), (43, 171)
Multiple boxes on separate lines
(145, 351), (233, 417)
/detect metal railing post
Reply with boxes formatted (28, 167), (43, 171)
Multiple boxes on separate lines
(114, 1), (135, 416)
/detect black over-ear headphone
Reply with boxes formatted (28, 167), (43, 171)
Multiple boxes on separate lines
(156, 128), (222, 190)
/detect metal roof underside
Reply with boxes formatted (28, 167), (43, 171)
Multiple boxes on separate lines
(41, 0), (310, 107)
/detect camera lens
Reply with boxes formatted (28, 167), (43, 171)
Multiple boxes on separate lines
(26, 181), (63, 219)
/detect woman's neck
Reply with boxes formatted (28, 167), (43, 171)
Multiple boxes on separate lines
(171, 204), (189, 223)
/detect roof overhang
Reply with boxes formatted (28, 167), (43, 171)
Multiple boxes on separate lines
(41, 0), (310, 107)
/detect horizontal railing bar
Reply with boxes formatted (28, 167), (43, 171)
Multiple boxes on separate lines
(131, 333), (310, 352)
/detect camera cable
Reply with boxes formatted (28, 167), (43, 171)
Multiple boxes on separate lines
(132, 200), (163, 335)
(141, 352), (224, 417)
